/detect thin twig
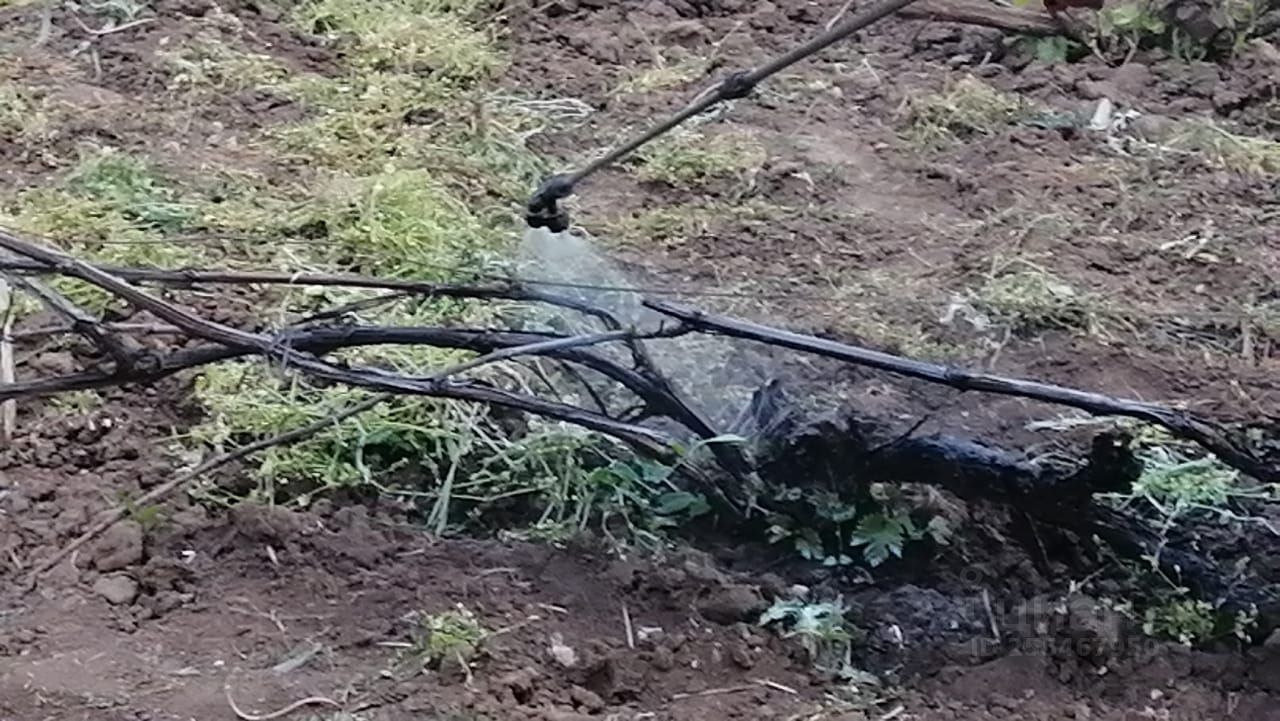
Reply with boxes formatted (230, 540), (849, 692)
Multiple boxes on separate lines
(415, 329), (676, 383)
(0, 277), (14, 444)
(671, 684), (757, 700)
(753, 678), (798, 694)
(71, 15), (156, 36)
(0, 254), (1266, 324)
(224, 684), (341, 721)
(2, 270), (136, 366)
(826, 0), (856, 30)
(10, 321), (183, 341)
(982, 588), (1001, 642)
(28, 394), (391, 581)
(0, 230), (680, 459)
(621, 602), (635, 650)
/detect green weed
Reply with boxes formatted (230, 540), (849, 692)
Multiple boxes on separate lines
(414, 604), (487, 668)
(1097, 1), (1168, 50)
(759, 598), (867, 677)
(1138, 594), (1256, 648)
(1141, 597), (1215, 646)
(467, 432), (712, 547)
(1094, 0), (1265, 60)
(62, 148), (196, 232)
(767, 484), (950, 569)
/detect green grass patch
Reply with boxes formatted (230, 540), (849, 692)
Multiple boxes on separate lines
(289, 169), (497, 278)
(971, 267), (1093, 332)
(158, 32), (292, 94)
(164, 6), (664, 543)
(601, 199), (783, 247)
(0, 147), (205, 308)
(630, 127), (766, 187)
(267, 72), (456, 170)
(760, 598), (866, 677)
(615, 55), (708, 95)
(0, 83), (56, 143)
(3, 147), (196, 247)
(292, 0), (501, 79)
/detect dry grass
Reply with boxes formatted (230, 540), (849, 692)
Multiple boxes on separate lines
(904, 76), (1027, 146)
(631, 126), (766, 187)
(1167, 120), (1280, 175)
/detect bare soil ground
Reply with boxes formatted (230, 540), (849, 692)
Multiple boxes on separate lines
(1, 0), (1279, 720)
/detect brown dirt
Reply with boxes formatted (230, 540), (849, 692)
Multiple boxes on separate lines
(509, 0), (1279, 438)
(3, 0), (1280, 720)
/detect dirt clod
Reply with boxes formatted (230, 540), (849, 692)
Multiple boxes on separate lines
(92, 574), (139, 605)
(1065, 596), (1124, 663)
(696, 584), (767, 625)
(549, 633), (579, 668)
(729, 640), (755, 669)
(542, 709), (593, 721)
(499, 666), (542, 703)
(569, 684), (606, 713)
(89, 520), (144, 571)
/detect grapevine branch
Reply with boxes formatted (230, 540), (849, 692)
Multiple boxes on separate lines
(5, 229), (1276, 625)
(645, 299), (1277, 483)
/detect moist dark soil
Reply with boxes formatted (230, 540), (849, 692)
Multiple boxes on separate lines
(2, 0), (1279, 719)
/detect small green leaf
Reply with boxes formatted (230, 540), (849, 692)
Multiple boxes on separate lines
(849, 513), (908, 568)
(795, 528), (825, 561)
(636, 459), (672, 485)
(926, 516), (953, 545)
(652, 491), (710, 517)
(1033, 36), (1072, 64)
(606, 462), (640, 486)
(766, 524), (792, 544)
